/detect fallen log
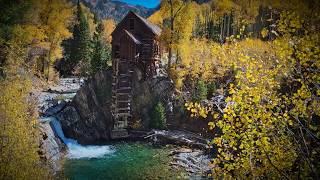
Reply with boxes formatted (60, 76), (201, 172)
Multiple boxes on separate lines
(45, 88), (79, 94)
(145, 130), (210, 150)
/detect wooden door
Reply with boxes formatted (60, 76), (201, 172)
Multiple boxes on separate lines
(119, 34), (136, 75)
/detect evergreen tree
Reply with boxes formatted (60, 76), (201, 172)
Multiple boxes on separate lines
(70, 1), (92, 76)
(193, 80), (208, 102)
(90, 17), (110, 75)
(58, 38), (74, 76)
(151, 101), (167, 129)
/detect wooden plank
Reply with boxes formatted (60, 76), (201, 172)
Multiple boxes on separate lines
(116, 113), (132, 117)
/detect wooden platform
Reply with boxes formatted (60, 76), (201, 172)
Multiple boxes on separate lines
(111, 129), (129, 139)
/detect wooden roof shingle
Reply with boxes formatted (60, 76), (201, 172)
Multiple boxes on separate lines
(112, 11), (162, 37)
(131, 11), (162, 36)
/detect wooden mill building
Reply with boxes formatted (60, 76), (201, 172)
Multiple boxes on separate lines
(110, 11), (162, 138)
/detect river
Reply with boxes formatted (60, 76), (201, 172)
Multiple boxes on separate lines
(62, 142), (186, 179)
(49, 117), (186, 179)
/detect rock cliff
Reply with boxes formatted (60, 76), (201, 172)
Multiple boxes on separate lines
(58, 68), (174, 144)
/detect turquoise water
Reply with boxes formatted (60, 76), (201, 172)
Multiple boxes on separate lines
(49, 118), (186, 179)
(62, 142), (186, 180)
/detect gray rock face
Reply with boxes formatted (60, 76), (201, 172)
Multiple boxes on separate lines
(38, 121), (66, 171)
(58, 70), (113, 144)
(131, 68), (175, 128)
(58, 68), (175, 144)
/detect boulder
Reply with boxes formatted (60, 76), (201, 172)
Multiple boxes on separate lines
(44, 100), (67, 116)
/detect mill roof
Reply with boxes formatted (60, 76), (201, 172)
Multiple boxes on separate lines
(123, 29), (142, 44)
(112, 11), (162, 37)
(132, 12), (162, 36)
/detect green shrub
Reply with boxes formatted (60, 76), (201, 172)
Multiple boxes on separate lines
(192, 80), (208, 101)
(207, 82), (216, 99)
(151, 101), (166, 129)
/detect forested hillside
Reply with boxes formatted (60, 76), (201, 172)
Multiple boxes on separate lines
(0, 0), (319, 179)
(76, 0), (157, 22)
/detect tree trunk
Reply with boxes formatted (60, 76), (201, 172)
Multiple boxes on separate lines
(223, 14), (227, 39)
(168, 47), (172, 69)
(220, 15), (224, 43)
(269, 10), (273, 41)
(42, 57), (45, 75)
(47, 43), (53, 82)
(168, 0), (174, 69)
(47, 56), (50, 82)
(227, 14), (230, 37)
(210, 10), (214, 40)
(176, 50), (180, 69)
(205, 11), (209, 39)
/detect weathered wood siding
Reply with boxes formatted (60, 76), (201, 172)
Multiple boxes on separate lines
(119, 32), (136, 60)
(112, 12), (156, 61)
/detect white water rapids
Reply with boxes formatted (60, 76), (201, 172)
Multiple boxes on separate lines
(41, 116), (114, 159)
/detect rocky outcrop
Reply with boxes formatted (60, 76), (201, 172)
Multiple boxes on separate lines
(57, 70), (113, 144)
(131, 68), (175, 128)
(58, 68), (175, 144)
(170, 148), (210, 176)
(38, 120), (66, 171)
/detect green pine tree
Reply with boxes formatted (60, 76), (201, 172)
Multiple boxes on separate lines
(151, 101), (167, 129)
(90, 17), (111, 75)
(70, 1), (92, 76)
(193, 80), (208, 102)
(59, 38), (74, 76)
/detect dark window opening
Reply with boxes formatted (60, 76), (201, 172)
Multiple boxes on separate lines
(114, 45), (120, 58)
(129, 18), (134, 30)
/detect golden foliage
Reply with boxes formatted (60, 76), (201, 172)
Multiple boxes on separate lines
(158, 0), (197, 67)
(183, 1), (320, 177)
(101, 19), (116, 44)
(0, 1), (73, 177)
(0, 76), (49, 179)
(39, 0), (73, 61)
(80, 3), (96, 38)
(27, 0), (74, 56)
(148, 10), (163, 27)
(178, 39), (226, 82)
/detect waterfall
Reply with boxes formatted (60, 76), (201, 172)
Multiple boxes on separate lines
(42, 116), (114, 159)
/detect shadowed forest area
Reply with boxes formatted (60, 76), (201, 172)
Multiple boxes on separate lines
(0, 0), (319, 179)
